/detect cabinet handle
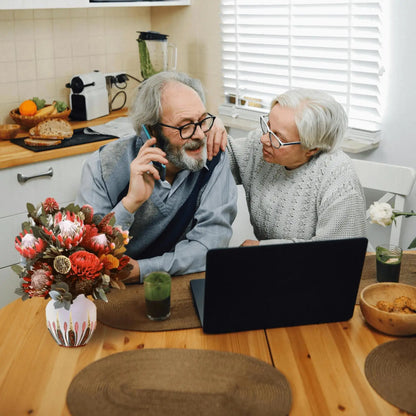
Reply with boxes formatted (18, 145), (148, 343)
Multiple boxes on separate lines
(17, 167), (54, 184)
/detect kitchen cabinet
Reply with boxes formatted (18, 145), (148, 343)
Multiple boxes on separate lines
(0, 0), (190, 10)
(0, 153), (93, 309)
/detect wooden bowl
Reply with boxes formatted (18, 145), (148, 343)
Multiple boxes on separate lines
(0, 124), (20, 140)
(9, 106), (71, 129)
(360, 282), (416, 336)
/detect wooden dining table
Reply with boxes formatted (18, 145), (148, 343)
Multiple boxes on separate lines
(0, 284), (408, 416)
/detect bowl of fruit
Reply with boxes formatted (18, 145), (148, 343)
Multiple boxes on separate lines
(10, 97), (71, 129)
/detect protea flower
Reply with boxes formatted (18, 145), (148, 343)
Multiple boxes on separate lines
(42, 198), (59, 214)
(69, 250), (103, 281)
(22, 262), (54, 297)
(15, 230), (47, 259)
(53, 211), (84, 249)
(80, 224), (110, 255)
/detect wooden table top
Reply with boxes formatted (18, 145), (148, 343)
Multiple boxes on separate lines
(0, 292), (408, 415)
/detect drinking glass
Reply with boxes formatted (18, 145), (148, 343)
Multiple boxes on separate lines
(144, 271), (171, 320)
(375, 244), (402, 282)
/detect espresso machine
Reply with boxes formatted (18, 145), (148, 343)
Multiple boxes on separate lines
(65, 70), (128, 121)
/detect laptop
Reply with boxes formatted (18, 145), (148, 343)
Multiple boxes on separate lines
(190, 237), (368, 334)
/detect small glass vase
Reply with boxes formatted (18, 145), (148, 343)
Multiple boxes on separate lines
(45, 294), (97, 347)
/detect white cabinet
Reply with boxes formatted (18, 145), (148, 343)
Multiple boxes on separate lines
(0, 0), (190, 10)
(0, 153), (91, 309)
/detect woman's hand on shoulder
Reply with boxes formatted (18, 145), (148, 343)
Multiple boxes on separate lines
(206, 116), (228, 160)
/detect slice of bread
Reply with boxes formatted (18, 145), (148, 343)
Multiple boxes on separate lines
(24, 137), (62, 147)
(29, 118), (73, 139)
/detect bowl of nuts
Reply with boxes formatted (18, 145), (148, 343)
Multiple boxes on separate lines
(360, 282), (416, 336)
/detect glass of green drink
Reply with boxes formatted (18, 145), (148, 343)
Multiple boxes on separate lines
(144, 271), (171, 320)
(376, 244), (403, 282)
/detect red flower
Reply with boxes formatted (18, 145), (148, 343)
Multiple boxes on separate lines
(69, 251), (103, 281)
(22, 262), (54, 298)
(15, 230), (47, 259)
(42, 198), (59, 214)
(118, 255), (130, 271)
(80, 224), (110, 256)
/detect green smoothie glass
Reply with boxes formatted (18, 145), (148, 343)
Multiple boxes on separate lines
(144, 272), (171, 320)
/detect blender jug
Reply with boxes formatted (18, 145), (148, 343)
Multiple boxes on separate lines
(137, 31), (177, 80)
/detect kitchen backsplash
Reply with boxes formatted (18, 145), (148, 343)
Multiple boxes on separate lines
(0, 8), (149, 124)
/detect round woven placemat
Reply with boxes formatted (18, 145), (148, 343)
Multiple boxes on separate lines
(357, 252), (416, 304)
(96, 273), (202, 331)
(66, 348), (292, 416)
(365, 339), (416, 414)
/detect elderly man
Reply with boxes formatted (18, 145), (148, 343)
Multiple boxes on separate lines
(76, 71), (237, 282)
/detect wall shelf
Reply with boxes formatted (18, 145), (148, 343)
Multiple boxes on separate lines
(0, 0), (190, 10)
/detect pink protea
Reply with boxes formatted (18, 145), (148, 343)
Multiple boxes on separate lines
(15, 230), (47, 259)
(80, 224), (110, 256)
(42, 198), (59, 214)
(22, 262), (54, 298)
(53, 210), (84, 250)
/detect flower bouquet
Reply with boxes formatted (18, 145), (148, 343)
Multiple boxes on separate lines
(369, 201), (416, 248)
(13, 198), (132, 310)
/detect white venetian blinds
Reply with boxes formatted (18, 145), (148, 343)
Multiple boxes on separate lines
(221, 0), (384, 131)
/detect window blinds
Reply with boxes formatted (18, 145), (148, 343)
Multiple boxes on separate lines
(221, 0), (384, 131)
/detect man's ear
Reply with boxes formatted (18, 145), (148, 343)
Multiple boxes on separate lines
(306, 148), (320, 158)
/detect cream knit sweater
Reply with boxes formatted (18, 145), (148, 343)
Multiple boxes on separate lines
(227, 129), (367, 244)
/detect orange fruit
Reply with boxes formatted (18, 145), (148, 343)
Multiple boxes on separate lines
(19, 100), (37, 116)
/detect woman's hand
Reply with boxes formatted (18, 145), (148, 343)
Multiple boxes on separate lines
(206, 116), (228, 160)
(122, 137), (168, 213)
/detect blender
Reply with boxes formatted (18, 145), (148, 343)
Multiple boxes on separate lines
(137, 31), (177, 80)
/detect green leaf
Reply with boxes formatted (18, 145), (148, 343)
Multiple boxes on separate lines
(11, 264), (24, 275)
(26, 202), (36, 215)
(32, 97), (46, 110)
(408, 237), (416, 249)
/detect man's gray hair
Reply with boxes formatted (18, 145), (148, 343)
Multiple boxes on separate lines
(271, 88), (347, 152)
(129, 71), (206, 135)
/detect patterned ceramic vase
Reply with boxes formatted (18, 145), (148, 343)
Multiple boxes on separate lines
(45, 294), (97, 347)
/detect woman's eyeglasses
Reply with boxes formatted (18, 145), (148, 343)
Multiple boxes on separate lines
(260, 115), (301, 149)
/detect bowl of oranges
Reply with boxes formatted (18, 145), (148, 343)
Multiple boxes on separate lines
(10, 97), (71, 129)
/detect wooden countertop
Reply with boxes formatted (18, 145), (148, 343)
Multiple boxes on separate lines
(0, 109), (128, 170)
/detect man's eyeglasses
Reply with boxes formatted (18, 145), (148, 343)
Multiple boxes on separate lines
(260, 115), (302, 149)
(158, 113), (216, 140)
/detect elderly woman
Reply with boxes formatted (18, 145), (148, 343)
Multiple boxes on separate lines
(222, 88), (367, 246)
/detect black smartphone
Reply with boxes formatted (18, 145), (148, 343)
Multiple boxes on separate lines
(142, 124), (166, 181)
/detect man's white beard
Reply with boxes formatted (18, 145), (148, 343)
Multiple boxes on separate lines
(167, 139), (207, 172)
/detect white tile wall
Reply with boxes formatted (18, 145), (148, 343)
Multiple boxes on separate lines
(0, 8), (151, 124)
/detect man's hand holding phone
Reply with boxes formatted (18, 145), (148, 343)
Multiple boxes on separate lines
(121, 130), (168, 214)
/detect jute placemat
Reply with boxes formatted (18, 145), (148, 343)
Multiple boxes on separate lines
(96, 273), (202, 331)
(357, 252), (416, 304)
(67, 348), (292, 416)
(365, 339), (416, 415)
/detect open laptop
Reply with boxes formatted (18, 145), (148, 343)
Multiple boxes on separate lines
(190, 237), (368, 334)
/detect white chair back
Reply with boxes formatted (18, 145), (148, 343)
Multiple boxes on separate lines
(352, 159), (416, 251)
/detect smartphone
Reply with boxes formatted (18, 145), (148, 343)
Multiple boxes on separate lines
(142, 124), (166, 181)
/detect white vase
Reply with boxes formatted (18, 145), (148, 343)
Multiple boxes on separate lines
(45, 294), (97, 347)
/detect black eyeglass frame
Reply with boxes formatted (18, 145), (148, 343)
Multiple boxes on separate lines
(259, 115), (302, 149)
(158, 113), (216, 140)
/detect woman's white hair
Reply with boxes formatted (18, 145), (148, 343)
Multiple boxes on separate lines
(271, 88), (348, 152)
(129, 71), (206, 135)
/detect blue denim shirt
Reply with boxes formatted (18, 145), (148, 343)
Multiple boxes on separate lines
(75, 133), (237, 281)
